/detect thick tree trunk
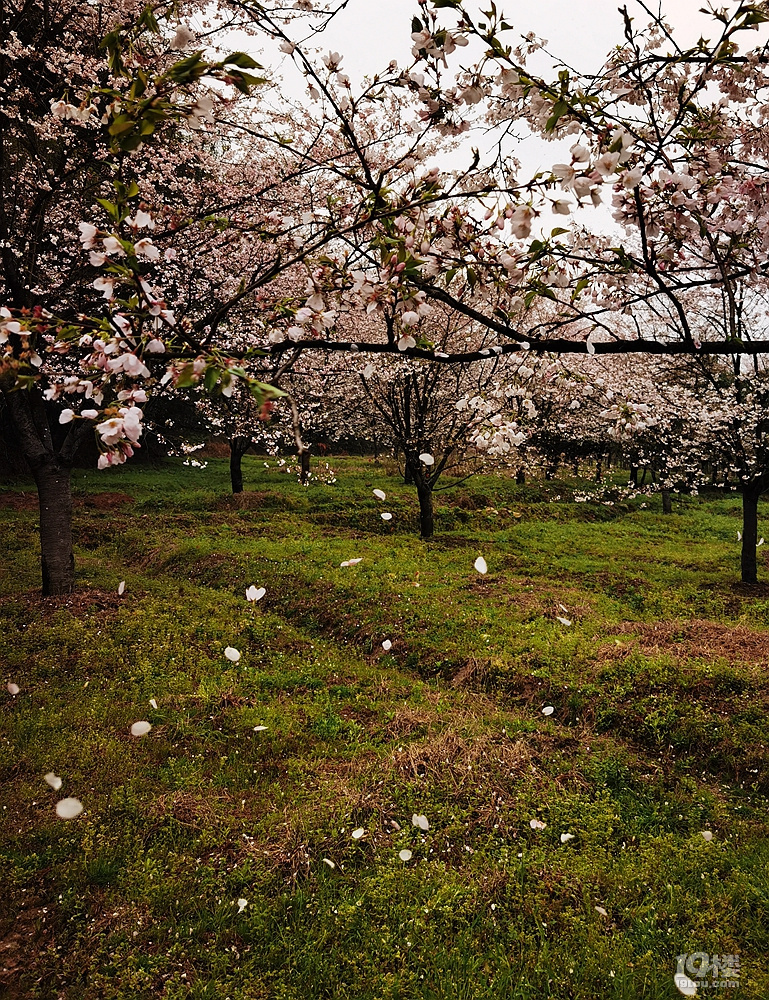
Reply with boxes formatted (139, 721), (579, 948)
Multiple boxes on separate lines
(33, 461), (75, 595)
(416, 483), (434, 539)
(661, 488), (672, 515)
(404, 456), (415, 485)
(2, 384), (86, 596)
(741, 485), (760, 584)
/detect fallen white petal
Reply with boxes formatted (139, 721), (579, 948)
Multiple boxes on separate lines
(542, 706), (554, 716)
(529, 818), (547, 830)
(351, 827), (365, 840)
(419, 452), (434, 465)
(701, 830), (713, 842)
(474, 556), (488, 575)
(130, 720), (152, 737)
(558, 603), (569, 613)
(237, 898), (248, 912)
(382, 639), (392, 651)
(674, 972), (699, 997)
(340, 558), (362, 567)
(117, 580), (126, 595)
(56, 797), (83, 820)
(224, 646), (241, 662)
(381, 512), (393, 521)
(560, 832), (575, 843)
(594, 905), (608, 917)
(45, 772), (62, 791)
(412, 813), (429, 831)
(246, 585), (266, 602)
(149, 698), (158, 710)
(398, 849), (413, 861)
(322, 857), (336, 868)
(556, 616), (572, 626)
(253, 725), (268, 732)
(373, 489), (386, 501)
(6, 682), (20, 696)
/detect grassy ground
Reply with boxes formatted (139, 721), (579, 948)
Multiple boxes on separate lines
(1, 455), (768, 999)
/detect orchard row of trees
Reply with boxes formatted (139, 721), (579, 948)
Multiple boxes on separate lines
(2, 0), (769, 590)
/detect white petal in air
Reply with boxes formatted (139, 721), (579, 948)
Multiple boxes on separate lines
(130, 721), (152, 737)
(351, 827), (365, 840)
(382, 639), (392, 651)
(56, 797), (83, 820)
(117, 580), (126, 595)
(529, 818), (547, 830)
(412, 814), (430, 831)
(6, 682), (20, 696)
(419, 453), (435, 465)
(224, 646), (241, 662)
(45, 772), (62, 790)
(737, 531), (742, 541)
(398, 849), (413, 861)
(474, 556), (488, 575)
(560, 833), (576, 843)
(373, 489), (386, 501)
(542, 706), (555, 716)
(381, 512), (393, 521)
(759, 538), (765, 547)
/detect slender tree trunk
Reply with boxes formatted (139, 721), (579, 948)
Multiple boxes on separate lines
(229, 438), (249, 494)
(661, 488), (672, 515)
(300, 447), (311, 485)
(416, 482), (434, 539)
(741, 484), (760, 584)
(516, 468), (525, 485)
(404, 455), (415, 485)
(33, 461), (75, 595)
(595, 459), (602, 483)
(629, 465), (638, 486)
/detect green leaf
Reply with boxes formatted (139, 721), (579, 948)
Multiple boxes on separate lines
(96, 198), (119, 219)
(203, 365), (219, 392)
(224, 52), (262, 69)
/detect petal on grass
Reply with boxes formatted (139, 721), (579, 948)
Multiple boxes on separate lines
(373, 489), (386, 501)
(382, 639), (392, 651)
(412, 814), (429, 831)
(56, 797), (83, 820)
(130, 721), (152, 737)
(529, 819), (547, 830)
(398, 849), (413, 861)
(474, 556), (488, 575)
(351, 827), (365, 840)
(381, 512), (393, 521)
(6, 682), (20, 696)
(560, 832), (576, 843)
(224, 646), (241, 662)
(45, 772), (62, 791)
(542, 706), (554, 716)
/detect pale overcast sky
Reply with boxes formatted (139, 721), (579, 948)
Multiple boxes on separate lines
(311, 0), (740, 84)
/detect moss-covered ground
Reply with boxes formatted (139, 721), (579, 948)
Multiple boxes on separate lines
(1, 456), (768, 998)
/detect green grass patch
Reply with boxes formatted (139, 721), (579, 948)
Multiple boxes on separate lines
(1, 457), (768, 998)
